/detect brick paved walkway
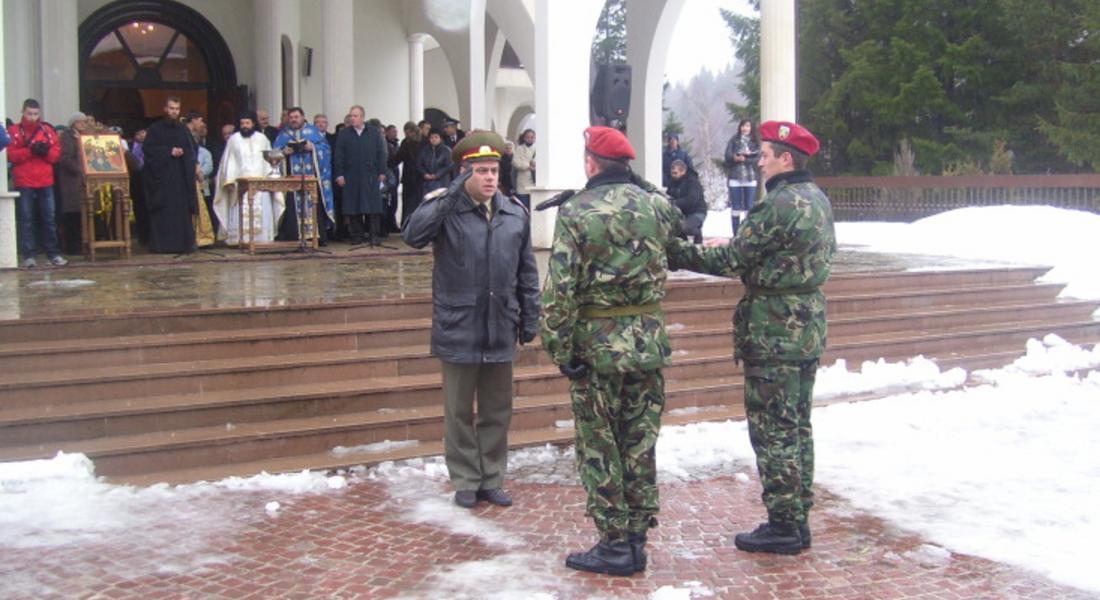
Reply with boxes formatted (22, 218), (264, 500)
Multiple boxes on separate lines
(2, 456), (1092, 600)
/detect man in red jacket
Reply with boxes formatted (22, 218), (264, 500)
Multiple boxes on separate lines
(7, 98), (66, 268)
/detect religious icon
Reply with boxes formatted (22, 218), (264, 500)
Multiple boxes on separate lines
(79, 133), (129, 176)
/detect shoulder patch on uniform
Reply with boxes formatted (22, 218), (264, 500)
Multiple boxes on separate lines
(422, 187), (447, 203)
(508, 195), (529, 215)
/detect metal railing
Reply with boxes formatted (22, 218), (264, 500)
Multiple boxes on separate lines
(818, 175), (1100, 221)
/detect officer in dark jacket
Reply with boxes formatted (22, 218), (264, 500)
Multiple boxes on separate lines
(666, 159), (707, 243)
(403, 130), (540, 509)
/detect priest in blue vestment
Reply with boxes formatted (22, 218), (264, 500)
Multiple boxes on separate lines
(274, 106), (335, 243)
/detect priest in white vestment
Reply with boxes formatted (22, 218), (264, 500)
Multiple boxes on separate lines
(213, 112), (286, 245)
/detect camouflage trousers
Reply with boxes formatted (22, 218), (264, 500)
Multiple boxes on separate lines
(743, 360), (818, 526)
(570, 369), (665, 544)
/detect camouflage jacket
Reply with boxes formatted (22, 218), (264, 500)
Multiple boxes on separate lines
(539, 169), (681, 373)
(667, 170), (836, 362)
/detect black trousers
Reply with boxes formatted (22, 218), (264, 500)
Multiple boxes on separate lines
(348, 213), (382, 245)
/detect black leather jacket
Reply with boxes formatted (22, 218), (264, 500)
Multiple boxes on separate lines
(403, 180), (540, 363)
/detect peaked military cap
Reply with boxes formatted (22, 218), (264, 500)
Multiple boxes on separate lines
(760, 121), (820, 156)
(452, 130), (505, 164)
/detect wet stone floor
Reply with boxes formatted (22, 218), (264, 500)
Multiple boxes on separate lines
(0, 240), (1020, 321)
(2, 451), (1091, 600)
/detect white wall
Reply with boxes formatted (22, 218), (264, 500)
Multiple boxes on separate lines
(297, 0), (324, 115)
(423, 46), (459, 121)
(351, 0), (410, 126)
(3, 1), (41, 116)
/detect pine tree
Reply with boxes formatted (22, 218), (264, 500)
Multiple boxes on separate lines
(1036, 2), (1100, 171)
(592, 0), (628, 65)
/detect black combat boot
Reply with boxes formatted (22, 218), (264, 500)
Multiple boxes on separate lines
(628, 532), (647, 572)
(799, 522), (811, 549)
(565, 541), (636, 576)
(733, 522), (803, 555)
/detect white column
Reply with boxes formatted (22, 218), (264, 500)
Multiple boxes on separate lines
(0, 3), (17, 269)
(759, 0), (798, 122)
(626, 0), (684, 184)
(531, 0), (604, 248)
(323, 0), (355, 121)
(408, 34), (425, 122)
(466, 0), (487, 129)
(4, 0), (40, 113)
(253, 0), (279, 114)
(39, 0), (79, 121)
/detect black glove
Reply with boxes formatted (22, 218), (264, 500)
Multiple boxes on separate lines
(31, 141), (50, 157)
(519, 329), (537, 345)
(559, 357), (589, 381)
(446, 169), (473, 196)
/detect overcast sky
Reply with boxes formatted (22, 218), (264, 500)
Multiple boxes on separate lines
(666, 0), (756, 86)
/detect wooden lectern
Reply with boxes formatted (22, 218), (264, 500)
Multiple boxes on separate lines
(235, 176), (321, 254)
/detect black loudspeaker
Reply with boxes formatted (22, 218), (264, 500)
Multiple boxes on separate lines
(303, 47), (314, 77)
(592, 64), (632, 120)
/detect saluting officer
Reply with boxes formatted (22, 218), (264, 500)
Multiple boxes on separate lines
(403, 131), (540, 510)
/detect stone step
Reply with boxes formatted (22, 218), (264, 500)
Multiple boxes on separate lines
(4, 315), (1097, 455)
(2, 303), (1092, 408)
(0, 281), (1073, 374)
(102, 342), (1052, 487)
(0, 266), (1053, 344)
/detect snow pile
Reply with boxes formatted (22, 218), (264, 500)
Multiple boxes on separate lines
(813, 367), (1100, 592)
(398, 552), (568, 600)
(331, 439), (420, 456)
(815, 356), (967, 400)
(0, 456), (347, 550)
(650, 581), (715, 599)
(837, 206), (1100, 300)
(369, 456), (520, 548)
(974, 334), (1100, 381)
(209, 469), (347, 492)
(705, 205), (1100, 303)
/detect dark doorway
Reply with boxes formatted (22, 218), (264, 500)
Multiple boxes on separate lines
(79, 0), (242, 136)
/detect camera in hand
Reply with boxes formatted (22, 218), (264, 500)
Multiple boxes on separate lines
(30, 141), (50, 157)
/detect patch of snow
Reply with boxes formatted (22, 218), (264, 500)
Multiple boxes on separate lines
(27, 278), (96, 288)
(903, 544), (952, 567)
(331, 439), (420, 456)
(814, 356), (967, 400)
(396, 552), (570, 600)
(650, 581), (715, 599)
(554, 419), (575, 429)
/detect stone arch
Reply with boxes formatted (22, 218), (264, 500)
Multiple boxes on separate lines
(507, 103), (534, 143)
(79, 0), (239, 132)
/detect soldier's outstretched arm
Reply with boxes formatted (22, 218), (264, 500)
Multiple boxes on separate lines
(538, 220), (584, 366)
(665, 237), (744, 278)
(401, 171), (471, 248)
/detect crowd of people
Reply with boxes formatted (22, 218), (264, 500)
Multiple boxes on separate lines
(2, 96), (538, 264)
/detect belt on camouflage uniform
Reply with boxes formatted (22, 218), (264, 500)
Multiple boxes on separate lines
(745, 285), (820, 297)
(578, 303), (663, 319)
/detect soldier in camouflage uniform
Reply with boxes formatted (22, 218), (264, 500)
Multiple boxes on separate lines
(539, 126), (681, 576)
(667, 121), (836, 555)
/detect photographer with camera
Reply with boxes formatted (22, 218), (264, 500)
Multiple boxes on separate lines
(7, 98), (65, 268)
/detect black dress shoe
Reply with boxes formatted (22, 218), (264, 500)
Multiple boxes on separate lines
(476, 488), (513, 506)
(799, 522), (811, 548)
(733, 522), (803, 555)
(628, 533), (647, 572)
(454, 490), (478, 508)
(565, 541), (636, 576)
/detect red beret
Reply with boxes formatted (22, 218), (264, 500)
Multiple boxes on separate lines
(584, 126), (636, 161)
(759, 121), (820, 157)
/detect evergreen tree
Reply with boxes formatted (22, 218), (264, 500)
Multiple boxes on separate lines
(1036, 2), (1100, 171)
(592, 0), (628, 65)
(721, 2), (760, 122)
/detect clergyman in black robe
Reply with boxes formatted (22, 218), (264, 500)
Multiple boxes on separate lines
(142, 97), (197, 253)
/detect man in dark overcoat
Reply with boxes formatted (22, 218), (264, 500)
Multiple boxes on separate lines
(142, 96), (197, 253)
(333, 105), (388, 245)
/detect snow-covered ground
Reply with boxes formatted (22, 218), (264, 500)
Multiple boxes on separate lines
(1, 207), (1099, 598)
(705, 204), (1100, 302)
